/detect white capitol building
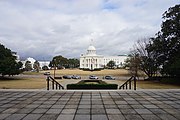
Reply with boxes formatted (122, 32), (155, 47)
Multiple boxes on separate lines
(80, 44), (128, 70)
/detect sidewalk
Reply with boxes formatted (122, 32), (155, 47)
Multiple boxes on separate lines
(0, 89), (179, 120)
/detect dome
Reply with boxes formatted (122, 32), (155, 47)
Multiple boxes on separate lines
(88, 45), (96, 51)
(87, 45), (96, 55)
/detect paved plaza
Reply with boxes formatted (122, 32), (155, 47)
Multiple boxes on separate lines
(0, 89), (180, 120)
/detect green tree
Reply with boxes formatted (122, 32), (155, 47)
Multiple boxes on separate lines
(68, 58), (80, 68)
(42, 65), (49, 70)
(50, 55), (68, 78)
(168, 57), (180, 76)
(0, 44), (22, 76)
(51, 55), (68, 69)
(48, 61), (53, 68)
(33, 60), (40, 72)
(151, 4), (180, 77)
(107, 60), (116, 69)
(25, 61), (32, 71)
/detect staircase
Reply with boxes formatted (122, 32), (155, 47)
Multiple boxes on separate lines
(46, 75), (136, 90)
(119, 76), (137, 90)
(46, 75), (64, 90)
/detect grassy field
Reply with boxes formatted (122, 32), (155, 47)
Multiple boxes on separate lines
(136, 81), (180, 89)
(0, 77), (46, 89)
(0, 69), (179, 89)
(40, 69), (131, 76)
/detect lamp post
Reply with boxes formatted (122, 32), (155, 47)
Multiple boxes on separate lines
(53, 59), (56, 79)
(54, 65), (56, 78)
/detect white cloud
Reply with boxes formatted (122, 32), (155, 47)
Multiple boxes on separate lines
(0, 0), (179, 60)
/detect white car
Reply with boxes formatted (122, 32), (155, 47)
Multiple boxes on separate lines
(89, 75), (98, 79)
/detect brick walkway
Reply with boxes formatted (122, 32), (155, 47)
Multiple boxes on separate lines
(0, 90), (179, 120)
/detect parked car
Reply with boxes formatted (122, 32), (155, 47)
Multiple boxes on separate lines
(44, 72), (50, 75)
(54, 76), (62, 79)
(71, 75), (81, 79)
(63, 75), (72, 79)
(89, 75), (98, 79)
(104, 75), (115, 80)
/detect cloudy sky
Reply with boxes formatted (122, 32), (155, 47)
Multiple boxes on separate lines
(0, 0), (179, 60)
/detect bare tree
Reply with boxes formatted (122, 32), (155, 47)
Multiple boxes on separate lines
(33, 60), (40, 72)
(129, 38), (158, 78)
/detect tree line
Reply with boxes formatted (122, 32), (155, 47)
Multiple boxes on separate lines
(24, 55), (80, 71)
(49, 55), (79, 69)
(0, 43), (80, 76)
(24, 60), (40, 72)
(126, 4), (180, 79)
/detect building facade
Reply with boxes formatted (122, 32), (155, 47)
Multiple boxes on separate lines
(22, 57), (50, 70)
(80, 45), (128, 70)
(80, 45), (104, 70)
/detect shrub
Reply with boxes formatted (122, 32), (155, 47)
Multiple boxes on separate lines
(79, 68), (104, 71)
(78, 80), (106, 84)
(67, 80), (118, 89)
(42, 65), (49, 70)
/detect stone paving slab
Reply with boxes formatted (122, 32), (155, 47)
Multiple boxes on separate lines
(0, 89), (179, 120)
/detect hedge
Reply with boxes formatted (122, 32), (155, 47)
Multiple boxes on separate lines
(54, 76), (62, 79)
(67, 83), (118, 89)
(78, 80), (106, 84)
(79, 68), (104, 71)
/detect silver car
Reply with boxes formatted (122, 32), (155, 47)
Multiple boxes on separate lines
(71, 75), (81, 79)
(89, 75), (98, 79)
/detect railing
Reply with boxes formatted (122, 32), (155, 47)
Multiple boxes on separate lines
(119, 76), (137, 90)
(46, 76), (64, 90)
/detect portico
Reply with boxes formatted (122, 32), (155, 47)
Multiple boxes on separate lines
(80, 45), (103, 70)
(80, 44), (128, 70)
